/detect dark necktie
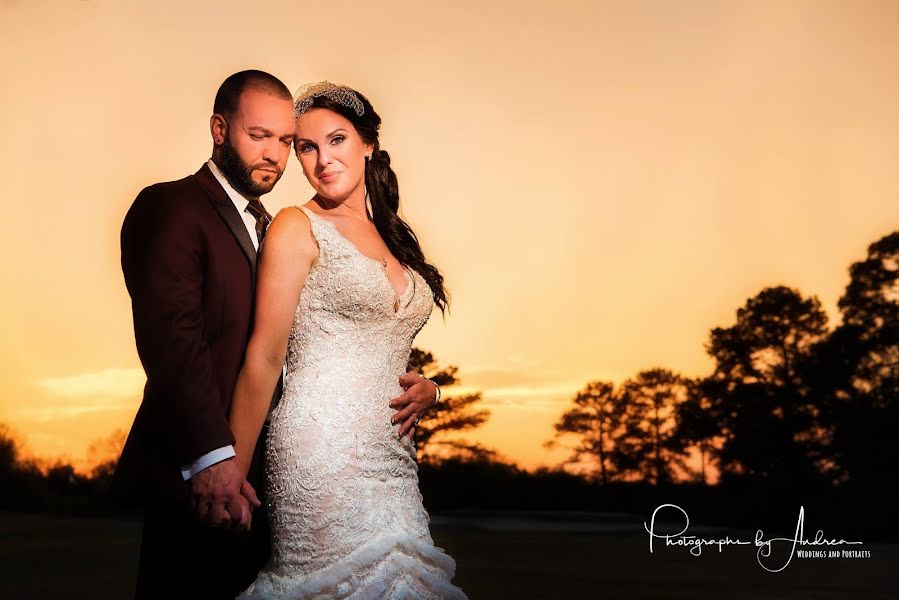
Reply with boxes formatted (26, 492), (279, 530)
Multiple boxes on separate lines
(245, 197), (282, 417)
(245, 198), (272, 249)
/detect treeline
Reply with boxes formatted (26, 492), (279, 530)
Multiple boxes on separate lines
(534, 231), (899, 540)
(0, 424), (122, 516)
(546, 231), (898, 501)
(416, 457), (891, 540)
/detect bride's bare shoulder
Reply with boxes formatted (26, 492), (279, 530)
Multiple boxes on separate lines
(262, 205), (319, 261)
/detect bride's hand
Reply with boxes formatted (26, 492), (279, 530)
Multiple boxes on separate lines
(388, 371), (437, 438)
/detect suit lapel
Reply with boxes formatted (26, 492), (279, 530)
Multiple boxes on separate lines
(194, 163), (257, 279)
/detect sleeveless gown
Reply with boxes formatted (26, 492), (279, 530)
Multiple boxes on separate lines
(239, 205), (468, 599)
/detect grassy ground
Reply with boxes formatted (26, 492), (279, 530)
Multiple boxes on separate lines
(1, 510), (896, 599)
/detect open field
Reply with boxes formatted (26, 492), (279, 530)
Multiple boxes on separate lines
(1, 510), (896, 599)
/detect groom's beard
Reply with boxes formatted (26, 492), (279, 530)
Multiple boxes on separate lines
(217, 135), (283, 197)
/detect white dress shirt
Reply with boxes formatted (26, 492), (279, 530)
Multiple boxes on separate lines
(180, 159), (281, 480)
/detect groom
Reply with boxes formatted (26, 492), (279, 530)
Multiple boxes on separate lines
(111, 70), (296, 598)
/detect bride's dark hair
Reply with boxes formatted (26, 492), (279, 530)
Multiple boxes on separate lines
(305, 90), (449, 315)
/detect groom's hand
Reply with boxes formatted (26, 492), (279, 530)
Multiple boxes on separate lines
(189, 457), (254, 529)
(389, 370), (437, 438)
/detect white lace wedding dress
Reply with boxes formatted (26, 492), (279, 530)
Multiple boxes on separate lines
(239, 205), (468, 599)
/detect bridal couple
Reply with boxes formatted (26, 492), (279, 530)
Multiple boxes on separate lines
(111, 70), (468, 599)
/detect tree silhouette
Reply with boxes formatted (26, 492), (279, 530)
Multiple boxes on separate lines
(407, 348), (494, 463)
(614, 369), (691, 485)
(676, 377), (726, 484)
(546, 371), (692, 485)
(0, 423), (47, 511)
(817, 232), (899, 494)
(0, 423), (20, 480)
(699, 286), (831, 486)
(0, 423), (23, 509)
(86, 429), (127, 481)
(544, 380), (625, 484)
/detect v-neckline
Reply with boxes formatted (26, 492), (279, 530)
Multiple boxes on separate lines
(300, 205), (412, 313)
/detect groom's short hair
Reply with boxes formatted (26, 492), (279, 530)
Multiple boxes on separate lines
(214, 70), (292, 118)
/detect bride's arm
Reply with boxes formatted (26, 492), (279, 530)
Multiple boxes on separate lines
(229, 208), (318, 478)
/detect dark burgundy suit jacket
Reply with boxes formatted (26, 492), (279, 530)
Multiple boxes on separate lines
(112, 163), (266, 508)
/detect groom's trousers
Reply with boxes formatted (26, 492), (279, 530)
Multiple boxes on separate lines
(135, 501), (270, 599)
(134, 424), (272, 599)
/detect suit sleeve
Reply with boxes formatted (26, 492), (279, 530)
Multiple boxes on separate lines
(121, 186), (235, 465)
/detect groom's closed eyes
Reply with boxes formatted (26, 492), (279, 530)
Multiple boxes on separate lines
(246, 126), (294, 147)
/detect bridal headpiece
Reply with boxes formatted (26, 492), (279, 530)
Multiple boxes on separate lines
(293, 81), (365, 118)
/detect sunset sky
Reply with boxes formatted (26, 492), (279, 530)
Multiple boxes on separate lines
(2, 0), (899, 471)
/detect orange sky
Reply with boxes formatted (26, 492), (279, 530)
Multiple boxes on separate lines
(2, 0), (899, 472)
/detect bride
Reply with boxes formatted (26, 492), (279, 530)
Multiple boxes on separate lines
(228, 82), (468, 599)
